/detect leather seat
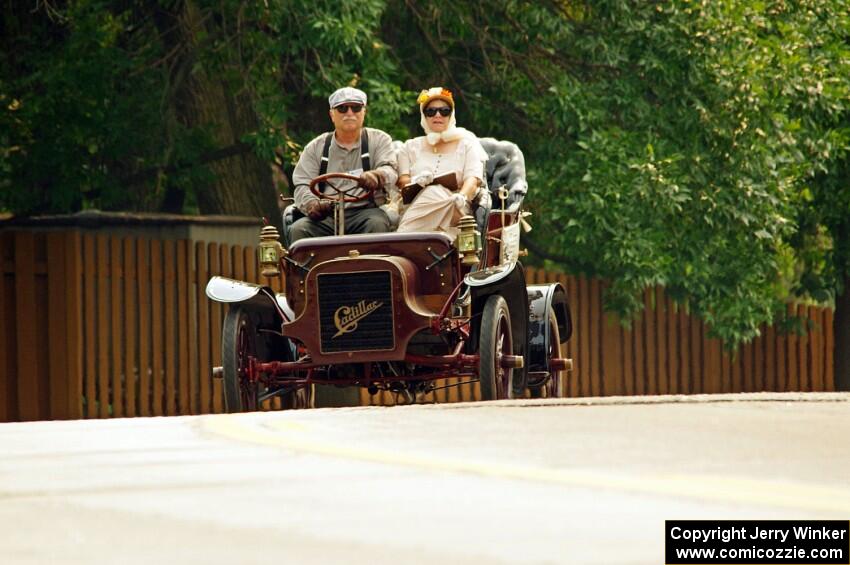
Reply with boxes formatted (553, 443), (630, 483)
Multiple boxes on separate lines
(281, 203), (303, 248)
(478, 137), (527, 212)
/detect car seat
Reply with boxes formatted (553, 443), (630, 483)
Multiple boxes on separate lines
(478, 137), (527, 215)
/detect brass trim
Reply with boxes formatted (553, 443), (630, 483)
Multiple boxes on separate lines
(332, 299), (385, 338)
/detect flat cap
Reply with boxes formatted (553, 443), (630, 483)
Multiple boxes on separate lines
(328, 87), (367, 108)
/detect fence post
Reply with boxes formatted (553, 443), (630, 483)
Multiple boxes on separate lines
(824, 308), (835, 391)
(176, 240), (190, 415)
(137, 239), (151, 417)
(83, 234), (97, 418)
(197, 241), (211, 414)
(47, 231), (84, 420)
(164, 240), (177, 416)
(0, 231), (12, 421)
(110, 236), (124, 418)
(65, 231), (84, 419)
(14, 231), (41, 420)
(124, 238), (137, 417)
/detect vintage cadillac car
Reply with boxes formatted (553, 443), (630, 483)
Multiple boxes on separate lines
(205, 138), (573, 411)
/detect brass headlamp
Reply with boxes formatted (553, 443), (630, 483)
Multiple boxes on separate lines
(257, 225), (286, 277)
(455, 214), (481, 266)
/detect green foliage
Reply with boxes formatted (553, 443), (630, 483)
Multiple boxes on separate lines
(229, 0), (412, 148)
(381, 0), (849, 344)
(1, 0), (407, 211)
(2, 1), (165, 212)
(2, 0), (849, 346)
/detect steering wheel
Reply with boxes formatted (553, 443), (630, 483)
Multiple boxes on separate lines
(309, 172), (375, 203)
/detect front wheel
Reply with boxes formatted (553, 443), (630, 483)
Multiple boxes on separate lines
(222, 306), (262, 412)
(479, 295), (516, 401)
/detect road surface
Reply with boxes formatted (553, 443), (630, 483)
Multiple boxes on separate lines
(1, 392), (848, 564)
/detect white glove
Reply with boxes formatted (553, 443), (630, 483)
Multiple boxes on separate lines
(452, 192), (469, 212)
(411, 170), (434, 187)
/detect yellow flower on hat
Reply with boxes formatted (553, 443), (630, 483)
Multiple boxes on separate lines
(417, 87), (454, 108)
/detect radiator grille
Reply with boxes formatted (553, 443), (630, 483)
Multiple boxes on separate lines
(317, 271), (394, 353)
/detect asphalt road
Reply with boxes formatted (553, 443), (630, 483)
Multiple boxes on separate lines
(1, 392), (849, 564)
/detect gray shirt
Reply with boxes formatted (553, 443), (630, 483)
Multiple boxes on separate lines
(292, 127), (399, 211)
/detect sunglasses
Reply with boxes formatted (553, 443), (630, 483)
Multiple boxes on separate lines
(423, 107), (452, 117)
(334, 104), (364, 114)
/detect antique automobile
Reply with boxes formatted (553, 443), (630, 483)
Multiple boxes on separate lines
(205, 138), (573, 411)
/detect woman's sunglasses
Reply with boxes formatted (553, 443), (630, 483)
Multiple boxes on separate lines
(334, 104), (364, 114)
(423, 107), (452, 118)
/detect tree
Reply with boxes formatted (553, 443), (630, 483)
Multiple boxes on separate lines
(4, 1), (849, 385)
(1, 0), (408, 224)
(383, 0), (849, 359)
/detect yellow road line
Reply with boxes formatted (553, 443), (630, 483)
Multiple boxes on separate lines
(202, 414), (850, 514)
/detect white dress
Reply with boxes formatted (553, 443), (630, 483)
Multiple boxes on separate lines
(396, 136), (486, 237)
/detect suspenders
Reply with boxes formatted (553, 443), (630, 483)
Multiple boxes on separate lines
(317, 129), (371, 192)
(361, 129), (371, 171)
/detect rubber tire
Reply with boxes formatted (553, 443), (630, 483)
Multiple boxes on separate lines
(479, 295), (515, 401)
(221, 306), (261, 413)
(529, 310), (566, 398)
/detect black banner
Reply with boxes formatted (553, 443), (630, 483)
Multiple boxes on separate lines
(666, 520), (849, 564)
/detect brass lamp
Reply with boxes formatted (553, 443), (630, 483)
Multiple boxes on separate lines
(455, 215), (481, 266)
(257, 226), (285, 278)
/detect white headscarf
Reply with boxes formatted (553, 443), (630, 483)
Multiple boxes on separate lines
(416, 87), (472, 145)
(418, 87), (488, 162)
(421, 108), (481, 146)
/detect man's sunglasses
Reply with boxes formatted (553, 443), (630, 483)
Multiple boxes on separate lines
(423, 107), (452, 118)
(334, 104), (364, 114)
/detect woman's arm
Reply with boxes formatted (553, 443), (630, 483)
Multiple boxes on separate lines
(459, 138), (485, 201)
(397, 174), (411, 188)
(459, 176), (480, 200)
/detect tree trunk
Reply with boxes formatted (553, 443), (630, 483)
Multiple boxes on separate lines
(153, 1), (281, 228)
(834, 275), (850, 391)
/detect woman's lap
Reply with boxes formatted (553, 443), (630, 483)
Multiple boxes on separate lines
(397, 185), (467, 236)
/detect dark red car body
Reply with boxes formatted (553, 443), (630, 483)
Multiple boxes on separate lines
(206, 138), (573, 410)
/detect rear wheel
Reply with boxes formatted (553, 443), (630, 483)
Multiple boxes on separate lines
(222, 306), (262, 412)
(479, 295), (515, 400)
(530, 310), (566, 398)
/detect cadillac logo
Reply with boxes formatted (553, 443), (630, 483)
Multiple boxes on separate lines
(333, 299), (384, 338)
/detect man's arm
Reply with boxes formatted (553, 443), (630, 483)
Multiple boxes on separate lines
(292, 136), (324, 212)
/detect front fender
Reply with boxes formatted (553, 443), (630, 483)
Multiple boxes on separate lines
(526, 283), (572, 373)
(205, 276), (289, 322)
(464, 261), (519, 288)
(206, 276), (263, 303)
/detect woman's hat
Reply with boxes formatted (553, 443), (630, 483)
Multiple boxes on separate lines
(417, 87), (454, 109)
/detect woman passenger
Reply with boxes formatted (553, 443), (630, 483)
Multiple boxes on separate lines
(396, 87), (489, 237)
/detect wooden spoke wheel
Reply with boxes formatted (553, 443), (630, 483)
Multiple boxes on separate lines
(530, 310), (566, 398)
(221, 306), (263, 412)
(479, 295), (516, 401)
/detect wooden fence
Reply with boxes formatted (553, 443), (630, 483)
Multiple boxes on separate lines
(0, 230), (835, 421)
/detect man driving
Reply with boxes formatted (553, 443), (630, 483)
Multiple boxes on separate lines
(290, 87), (398, 242)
